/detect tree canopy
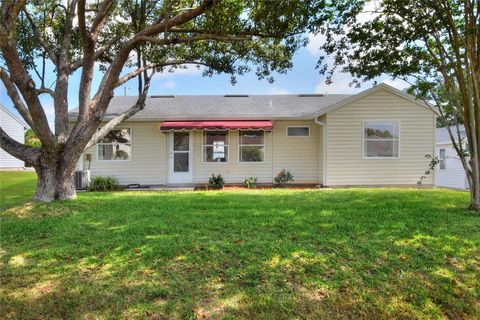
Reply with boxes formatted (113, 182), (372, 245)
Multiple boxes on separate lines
(312, 0), (480, 210)
(0, 0), (325, 201)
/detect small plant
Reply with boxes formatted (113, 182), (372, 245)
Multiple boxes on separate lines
(274, 169), (294, 186)
(243, 176), (258, 188)
(208, 174), (225, 189)
(87, 176), (119, 192)
(418, 154), (441, 184)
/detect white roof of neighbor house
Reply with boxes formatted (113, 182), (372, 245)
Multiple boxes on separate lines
(69, 94), (352, 120)
(0, 105), (29, 128)
(437, 125), (466, 145)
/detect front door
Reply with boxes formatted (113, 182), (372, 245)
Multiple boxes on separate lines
(168, 132), (193, 184)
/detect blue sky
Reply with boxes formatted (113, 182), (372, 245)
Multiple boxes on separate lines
(0, 33), (408, 128)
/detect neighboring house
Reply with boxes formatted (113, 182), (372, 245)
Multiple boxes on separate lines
(435, 125), (469, 189)
(0, 105), (28, 168)
(69, 84), (436, 187)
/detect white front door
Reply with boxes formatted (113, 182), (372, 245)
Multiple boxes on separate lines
(168, 132), (193, 184)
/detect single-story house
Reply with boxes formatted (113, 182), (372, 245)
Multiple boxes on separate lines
(0, 105), (28, 169)
(435, 125), (469, 189)
(69, 84), (436, 187)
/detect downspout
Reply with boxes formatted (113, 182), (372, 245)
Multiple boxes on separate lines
(314, 116), (327, 187)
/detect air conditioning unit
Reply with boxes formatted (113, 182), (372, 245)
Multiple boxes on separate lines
(74, 170), (91, 190)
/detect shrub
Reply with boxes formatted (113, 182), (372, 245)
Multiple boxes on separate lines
(208, 174), (225, 188)
(274, 169), (294, 186)
(243, 176), (258, 188)
(87, 176), (119, 192)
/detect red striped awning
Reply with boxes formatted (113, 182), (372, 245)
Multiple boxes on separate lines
(160, 120), (273, 131)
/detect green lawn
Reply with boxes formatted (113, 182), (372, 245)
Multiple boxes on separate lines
(0, 173), (479, 319)
(0, 171), (37, 210)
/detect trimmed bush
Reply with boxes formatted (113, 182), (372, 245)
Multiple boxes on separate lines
(243, 176), (258, 188)
(208, 174), (225, 189)
(87, 176), (119, 192)
(274, 169), (294, 186)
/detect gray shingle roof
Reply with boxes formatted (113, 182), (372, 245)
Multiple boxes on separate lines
(437, 125), (466, 144)
(68, 94), (352, 120)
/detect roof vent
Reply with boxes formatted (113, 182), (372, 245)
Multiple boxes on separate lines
(224, 94), (249, 97)
(151, 95), (175, 98)
(298, 94), (325, 97)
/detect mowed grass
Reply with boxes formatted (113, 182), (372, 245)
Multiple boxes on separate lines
(0, 171), (37, 210)
(0, 174), (479, 319)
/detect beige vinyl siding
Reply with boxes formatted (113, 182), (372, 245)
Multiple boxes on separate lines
(192, 130), (274, 183)
(191, 120), (323, 184)
(326, 88), (435, 186)
(82, 121), (167, 185)
(273, 120), (321, 183)
(79, 120), (324, 185)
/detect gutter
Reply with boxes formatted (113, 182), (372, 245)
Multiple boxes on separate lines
(313, 116), (327, 187)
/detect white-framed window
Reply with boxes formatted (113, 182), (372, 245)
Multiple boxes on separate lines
(239, 130), (265, 163)
(97, 127), (132, 161)
(203, 131), (229, 162)
(287, 126), (310, 137)
(363, 121), (400, 158)
(439, 148), (446, 169)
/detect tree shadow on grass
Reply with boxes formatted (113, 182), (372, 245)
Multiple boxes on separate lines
(0, 189), (479, 319)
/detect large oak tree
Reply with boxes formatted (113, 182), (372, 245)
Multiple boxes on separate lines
(0, 0), (323, 201)
(313, 0), (480, 210)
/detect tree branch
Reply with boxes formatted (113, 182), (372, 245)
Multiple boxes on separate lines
(90, 0), (115, 37)
(1, 0), (28, 32)
(0, 44), (54, 147)
(115, 60), (217, 88)
(69, 35), (122, 71)
(137, 34), (253, 46)
(68, 0), (218, 149)
(85, 71), (154, 149)
(36, 87), (54, 97)
(0, 127), (41, 166)
(23, 9), (58, 66)
(0, 67), (33, 127)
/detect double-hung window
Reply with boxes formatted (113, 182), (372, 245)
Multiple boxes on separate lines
(364, 122), (399, 158)
(239, 130), (265, 162)
(97, 128), (132, 161)
(203, 131), (229, 162)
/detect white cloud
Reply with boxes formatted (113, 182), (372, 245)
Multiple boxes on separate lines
(305, 33), (326, 57)
(306, 1), (379, 57)
(315, 73), (369, 94)
(315, 75), (411, 95)
(382, 78), (410, 90)
(154, 64), (204, 79)
(161, 80), (176, 89)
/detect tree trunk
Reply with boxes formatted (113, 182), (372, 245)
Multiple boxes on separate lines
(469, 182), (480, 211)
(466, 170), (480, 211)
(33, 152), (78, 202)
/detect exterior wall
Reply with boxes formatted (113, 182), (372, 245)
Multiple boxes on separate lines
(191, 130), (274, 184)
(190, 119), (322, 184)
(82, 121), (167, 185)
(272, 120), (322, 183)
(326, 88), (435, 186)
(81, 119), (324, 185)
(0, 107), (25, 168)
(435, 144), (469, 189)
